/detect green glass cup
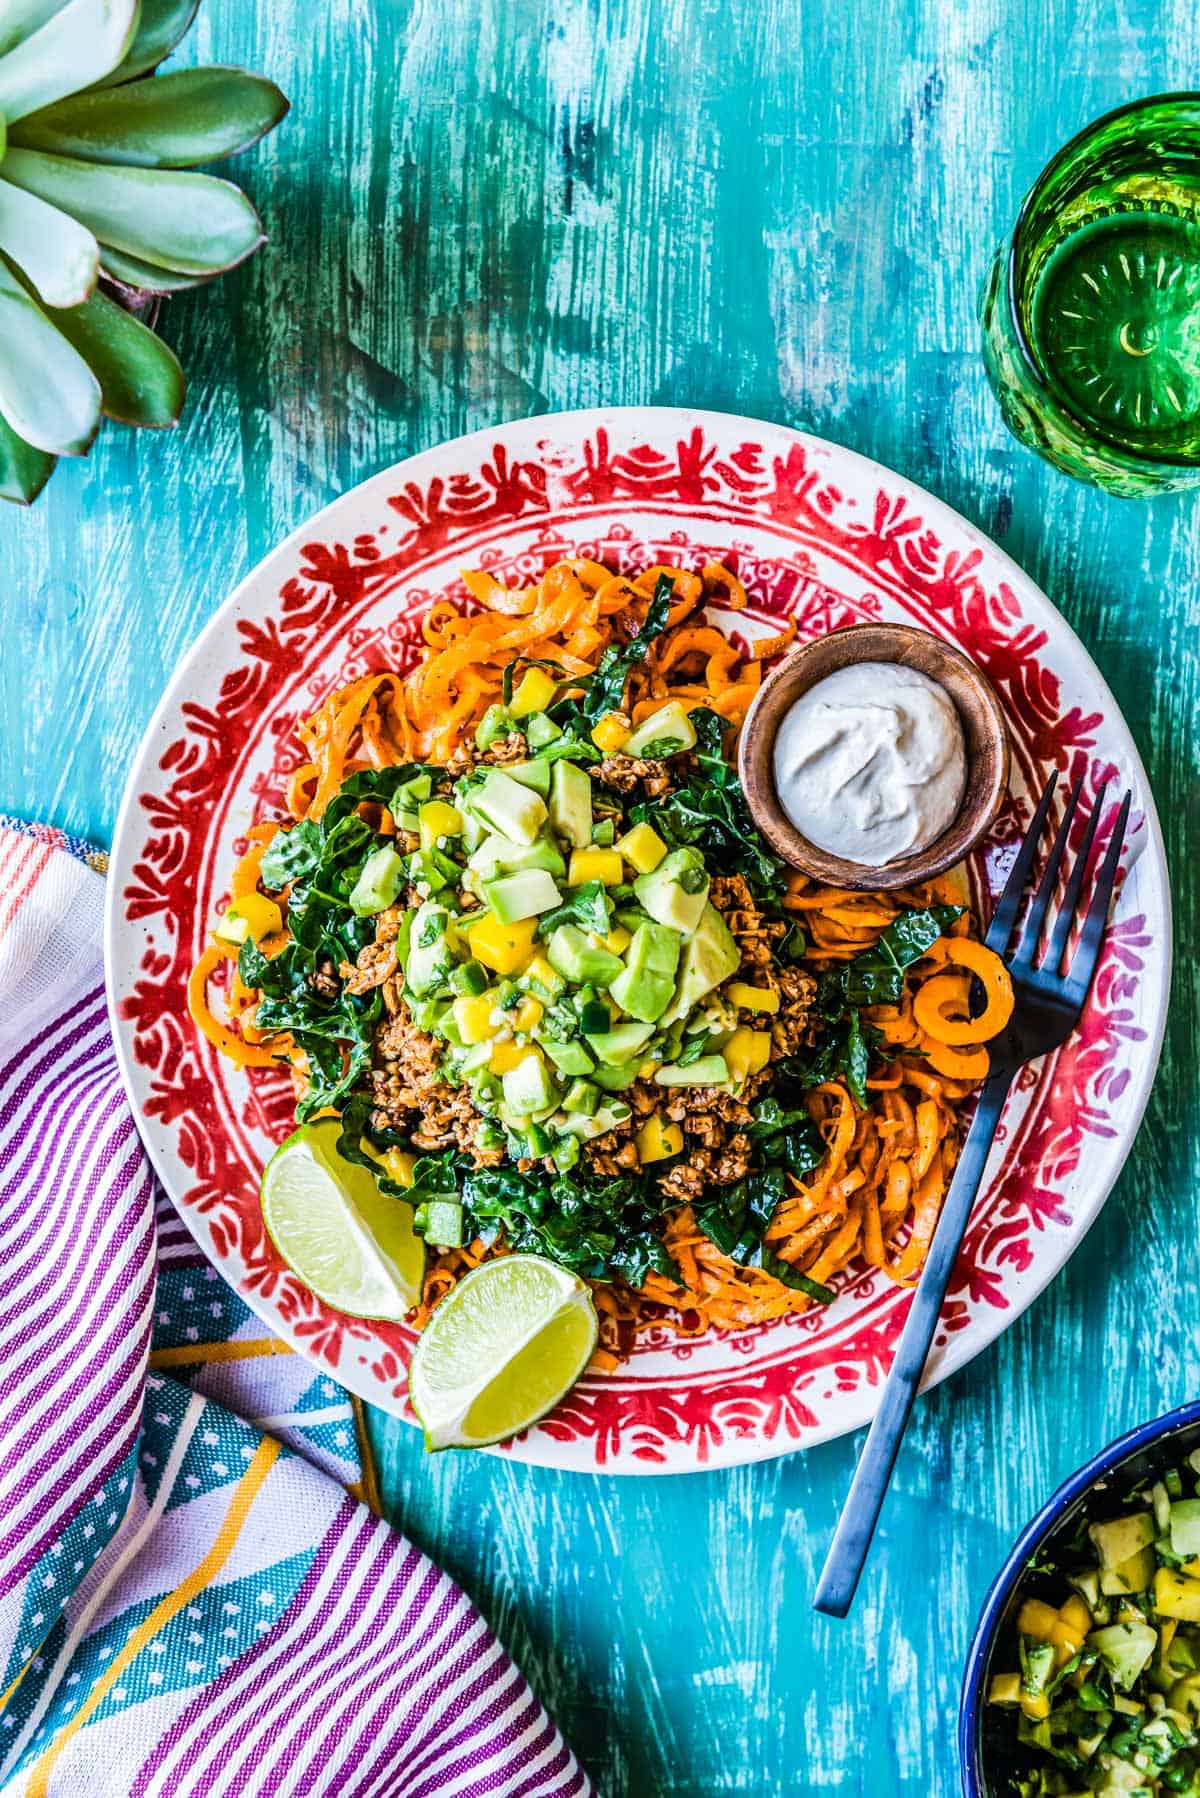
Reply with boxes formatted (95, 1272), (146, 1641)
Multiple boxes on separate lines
(980, 94), (1200, 495)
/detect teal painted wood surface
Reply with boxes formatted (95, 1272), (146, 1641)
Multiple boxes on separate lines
(2, 2), (1197, 1792)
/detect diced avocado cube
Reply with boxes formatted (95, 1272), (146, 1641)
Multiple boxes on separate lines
(469, 770), (548, 845)
(348, 845), (406, 917)
(475, 703), (514, 750)
(634, 847), (710, 933)
(451, 958), (490, 997)
(406, 901), (456, 995)
(415, 1198), (463, 1249)
(660, 904), (741, 1026)
(584, 1020), (655, 1064)
(655, 1054), (730, 1086)
(505, 760), (552, 796)
(1087, 1620), (1158, 1691)
(1068, 1569), (1102, 1613)
(590, 1059), (642, 1092)
(562, 1078), (600, 1116)
(525, 712), (563, 749)
(1090, 1512), (1156, 1571)
(558, 1100), (632, 1141)
(540, 1037), (595, 1078)
(549, 759), (594, 849)
(468, 833), (566, 881)
(393, 771), (433, 806)
(610, 921), (682, 1023)
(550, 1132), (580, 1172)
(986, 1672), (1022, 1707)
(1169, 1500), (1200, 1559)
(546, 924), (624, 985)
(623, 699), (698, 758)
(501, 1052), (558, 1115)
(1170, 1671), (1200, 1718)
(482, 868), (562, 924)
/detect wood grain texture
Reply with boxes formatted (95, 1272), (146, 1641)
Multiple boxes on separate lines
(2, 1), (1197, 1792)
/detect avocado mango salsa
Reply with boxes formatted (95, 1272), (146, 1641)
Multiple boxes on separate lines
(989, 1450), (1200, 1794)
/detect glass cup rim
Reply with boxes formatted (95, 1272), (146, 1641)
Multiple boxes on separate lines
(1003, 89), (1200, 467)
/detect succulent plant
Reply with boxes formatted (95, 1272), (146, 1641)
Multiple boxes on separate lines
(0, 0), (287, 502)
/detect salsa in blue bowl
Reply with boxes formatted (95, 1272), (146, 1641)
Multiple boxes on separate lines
(960, 1400), (1200, 1797)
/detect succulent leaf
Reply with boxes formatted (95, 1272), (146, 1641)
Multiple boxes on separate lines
(3, 148), (265, 275)
(51, 284), (183, 426)
(0, 0), (68, 60)
(0, 0), (138, 123)
(0, 407), (55, 503)
(0, 174), (98, 306)
(12, 66), (290, 168)
(0, 256), (101, 453)
(100, 242), (200, 292)
(92, 0), (198, 86)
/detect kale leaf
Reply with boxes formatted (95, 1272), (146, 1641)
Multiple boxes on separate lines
(535, 878), (613, 939)
(631, 714), (785, 904)
(552, 573), (673, 735)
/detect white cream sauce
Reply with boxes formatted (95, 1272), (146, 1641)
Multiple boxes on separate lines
(772, 661), (966, 866)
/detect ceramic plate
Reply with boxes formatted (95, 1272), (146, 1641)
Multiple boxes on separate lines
(106, 408), (1170, 1474)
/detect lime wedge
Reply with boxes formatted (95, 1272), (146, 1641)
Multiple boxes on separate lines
(260, 1120), (425, 1321)
(409, 1255), (598, 1450)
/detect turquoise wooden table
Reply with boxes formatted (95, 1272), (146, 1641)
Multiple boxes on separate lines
(3, 2), (1198, 1791)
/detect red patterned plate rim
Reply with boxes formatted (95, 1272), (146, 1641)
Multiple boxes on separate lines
(104, 407), (1171, 1475)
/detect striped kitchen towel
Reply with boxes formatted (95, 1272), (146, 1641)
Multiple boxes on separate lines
(0, 819), (592, 1798)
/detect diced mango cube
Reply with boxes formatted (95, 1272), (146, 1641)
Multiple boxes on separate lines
(467, 913), (538, 975)
(522, 952), (564, 997)
(616, 822), (667, 874)
(1058, 1594), (1092, 1635)
(987, 1673), (1021, 1706)
(509, 667), (559, 717)
(382, 1148), (415, 1187)
(568, 848), (624, 887)
(1019, 1691), (1051, 1722)
(360, 1142), (415, 1187)
(1154, 1567), (1200, 1623)
(636, 1116), (684, 1164)
(637, 1060), (659, 1080)
(453, 993), (496, 1044)
(726, 981), (780, 1015)
(1016, 1599), (1061, 1642)
(419, 800), (462, 848)
(488, 1040), (527, 1074)
(605, 926), (632, 955)
(724, 1027), (773, 1085)
(513, 996), (543, 1034)
(591, 712), (630, 754)
(1049, 1619), (1083, 1664)
(214, 893), (283, 947)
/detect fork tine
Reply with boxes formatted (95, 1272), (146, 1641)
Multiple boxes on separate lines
(984, 772), (1058, 955)
(1064, 790), (1132, 1004)
(1043, 781), (1108, 976)
(1009, 774), (1085, 968)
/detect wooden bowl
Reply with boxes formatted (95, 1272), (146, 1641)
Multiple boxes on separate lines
(737, 622), (1011, 890)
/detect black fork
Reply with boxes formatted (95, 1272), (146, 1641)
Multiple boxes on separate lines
(813, 774), (1132, 1618)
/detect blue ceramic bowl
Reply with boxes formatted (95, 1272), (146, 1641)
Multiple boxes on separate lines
(959, 1398), (1200, 1797)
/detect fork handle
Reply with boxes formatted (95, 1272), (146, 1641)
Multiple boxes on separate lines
(813, 1070), (1013, 1618)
